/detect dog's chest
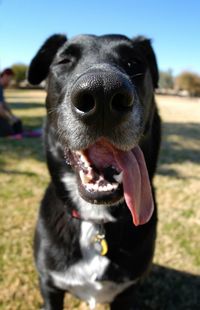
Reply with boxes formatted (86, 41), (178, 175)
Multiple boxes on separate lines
(50, 221), (135, 308)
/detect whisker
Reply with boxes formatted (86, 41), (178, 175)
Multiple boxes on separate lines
(48, 107), (59, 115)
(131, 73), (144, 78)
(57, 127), (66, 142)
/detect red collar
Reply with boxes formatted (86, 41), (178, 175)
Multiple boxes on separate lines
(71, 209), (81, 219)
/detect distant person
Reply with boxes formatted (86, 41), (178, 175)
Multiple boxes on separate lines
(0, 68), (23, 137)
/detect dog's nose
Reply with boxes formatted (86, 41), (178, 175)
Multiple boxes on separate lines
(71, 70), (134, 125)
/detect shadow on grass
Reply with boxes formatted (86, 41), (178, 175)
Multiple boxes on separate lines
(9, 102), (44, 109)
(158, 122), (200, 177)
(134, 264), (200, 309)
(21, 115), (45, 130)
(0, 134), (45, 162)
(164, 122), (199, 140)
(0, 168), (38, 177)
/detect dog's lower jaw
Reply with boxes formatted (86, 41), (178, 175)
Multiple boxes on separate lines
(61, 172), (124, 223)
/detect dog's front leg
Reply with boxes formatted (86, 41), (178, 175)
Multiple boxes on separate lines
(40, 278), (65, 310)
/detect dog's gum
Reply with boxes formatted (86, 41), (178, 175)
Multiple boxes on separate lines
(76, 150), (91, 168)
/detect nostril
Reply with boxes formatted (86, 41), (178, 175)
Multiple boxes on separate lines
(111, 93), (133, 112)
(74, 93), (96, 114)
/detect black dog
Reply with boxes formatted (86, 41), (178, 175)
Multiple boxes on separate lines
(28, 33), (161, 310)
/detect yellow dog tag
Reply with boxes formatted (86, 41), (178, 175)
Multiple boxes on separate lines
(93, 234), (108, 256)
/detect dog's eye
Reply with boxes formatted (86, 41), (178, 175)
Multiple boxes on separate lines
(125, 59), (145, 78)
(56, 44), (80, 67)
(127, 61), (136, 69)
(56, 58), (72, 65)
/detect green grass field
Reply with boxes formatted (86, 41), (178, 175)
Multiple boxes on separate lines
(0, 89), (200, 309)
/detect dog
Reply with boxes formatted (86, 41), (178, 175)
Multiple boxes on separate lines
(28, 33), (161, 310)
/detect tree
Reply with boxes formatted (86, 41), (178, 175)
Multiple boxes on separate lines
(11, 63), (28, 86)
(159, 69), (174, 89)
(175, 71), (200, 96)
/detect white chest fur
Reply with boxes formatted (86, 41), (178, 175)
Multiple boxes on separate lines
(50, 221), (136, 309)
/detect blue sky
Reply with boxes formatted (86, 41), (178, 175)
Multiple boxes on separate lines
(0, 0), (200, 76)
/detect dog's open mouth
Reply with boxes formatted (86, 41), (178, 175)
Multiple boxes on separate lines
(64, 140), (123, 202)
(64, 139), (154, 226)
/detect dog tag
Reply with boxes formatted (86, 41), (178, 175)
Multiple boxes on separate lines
(93, 234), (108, 256)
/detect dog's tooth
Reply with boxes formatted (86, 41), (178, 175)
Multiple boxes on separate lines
(88, 183), (98, 191)
(107, 184), (113, 191)
(93, 183), (99, 191)
(85, 183), (93, 192)
(79, 170), (92, 184)
(79, 170), (86, 183)
(82, 156), (91, 168)
(113, 171), (123, 183)
(112, 183), (118, 189)
(87, 167), (94, 178)
(76, 151), (90, 168)
(101, 185), (108, 192)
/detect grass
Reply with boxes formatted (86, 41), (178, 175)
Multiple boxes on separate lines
(0, 89), (200, 309)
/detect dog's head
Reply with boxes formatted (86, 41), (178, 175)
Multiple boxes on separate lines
(28, 34), (158, 226)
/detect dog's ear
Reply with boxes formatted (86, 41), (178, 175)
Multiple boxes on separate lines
(132, 36), (159, 88)
(28, 34), (67, 85)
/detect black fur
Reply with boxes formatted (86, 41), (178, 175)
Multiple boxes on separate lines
(28, 34), (67, 85)
(28, 33), (161, 310)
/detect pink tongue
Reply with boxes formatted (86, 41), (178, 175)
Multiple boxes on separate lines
(114, 146), (154, 226)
